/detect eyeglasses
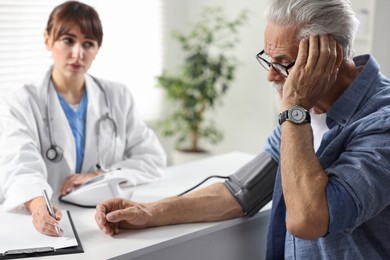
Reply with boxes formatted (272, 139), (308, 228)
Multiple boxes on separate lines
(255, 50), (295, 78)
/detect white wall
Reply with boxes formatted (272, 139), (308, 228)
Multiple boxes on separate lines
(371, 0), (390, 77)
(84, 0), (165, 120)
(158, 0), (276, 163)
(351, 0), (390, 77)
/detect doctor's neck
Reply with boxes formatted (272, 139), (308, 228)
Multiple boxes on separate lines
(51, 69), (85, 105)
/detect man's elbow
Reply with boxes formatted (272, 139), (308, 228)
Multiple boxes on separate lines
(286, 216), (329, 240)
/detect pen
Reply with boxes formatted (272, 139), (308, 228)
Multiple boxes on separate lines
(42, 189), (62, 237)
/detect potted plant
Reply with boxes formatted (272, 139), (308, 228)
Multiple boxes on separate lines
(156, 6), (248, 163)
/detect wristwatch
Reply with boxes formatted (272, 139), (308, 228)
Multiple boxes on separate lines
(278, 105), (311, 125)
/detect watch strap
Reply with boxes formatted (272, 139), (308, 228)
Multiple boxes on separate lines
(278, 110), (289, 125)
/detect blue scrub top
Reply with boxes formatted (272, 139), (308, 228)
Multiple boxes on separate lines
(57, 90), (88, 173)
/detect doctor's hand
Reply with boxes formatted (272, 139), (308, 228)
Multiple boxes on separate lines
(25, 196), (63, 236)
(60, 172), (102, 195)
(95, 198), (153, 236)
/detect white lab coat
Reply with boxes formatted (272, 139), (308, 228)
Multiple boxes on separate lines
(0, 68), (166, 211)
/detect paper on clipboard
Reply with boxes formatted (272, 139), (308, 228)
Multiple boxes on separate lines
(0, 210), (77, 253)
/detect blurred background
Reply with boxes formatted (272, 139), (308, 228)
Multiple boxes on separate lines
(0, 0), (389, 165)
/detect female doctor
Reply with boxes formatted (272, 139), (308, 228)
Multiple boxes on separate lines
(0, 1), (166, 236)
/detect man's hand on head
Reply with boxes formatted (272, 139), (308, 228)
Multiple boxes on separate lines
(281, 35), (339, 110)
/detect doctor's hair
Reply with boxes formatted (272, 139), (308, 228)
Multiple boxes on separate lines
(265, 0), (359, 60)
(45, 1), (103, 47)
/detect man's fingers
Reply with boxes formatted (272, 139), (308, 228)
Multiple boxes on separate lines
(95, 211), (117, 235)
(294, 38), (309, 69)
(95, 210), (106, 226)
(97, 199), (122, 214)
(95, 203), (123, 235)
(95, 212), (108, 230)
(327, 37), (338, 74)
(318, 35), (336, 76)
(305, 35), (320, 69)
(315, 34), (330, 69)
(95, 199), (149, 234)
(106, 210), (124, 222)
(96, 204), (106, 213)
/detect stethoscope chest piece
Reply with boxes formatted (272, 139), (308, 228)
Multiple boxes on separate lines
(46, 145), (63, 162)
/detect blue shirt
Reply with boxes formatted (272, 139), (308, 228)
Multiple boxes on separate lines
(264, 55), (390, 259)
(58, 90), (88, 173)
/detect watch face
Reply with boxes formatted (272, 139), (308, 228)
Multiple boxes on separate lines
(288, 106), (307, 124)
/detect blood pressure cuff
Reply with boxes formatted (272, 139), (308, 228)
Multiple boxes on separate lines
(224, 152), (277, 217)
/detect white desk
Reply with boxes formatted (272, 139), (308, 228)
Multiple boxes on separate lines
(46, 151), (271, 260)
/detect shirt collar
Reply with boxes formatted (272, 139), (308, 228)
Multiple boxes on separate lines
(326, 54), (380, 127)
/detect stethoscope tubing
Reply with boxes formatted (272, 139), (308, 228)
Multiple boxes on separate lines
(45, 75), (117, 165)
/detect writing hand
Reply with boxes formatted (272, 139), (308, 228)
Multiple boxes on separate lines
(26, 196), (63, 236)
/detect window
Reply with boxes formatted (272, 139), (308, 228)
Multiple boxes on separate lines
(0, 1), (62, 89)
(0, 0), (163, 121)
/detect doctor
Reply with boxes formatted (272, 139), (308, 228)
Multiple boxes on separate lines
(0, 1), (166, 236)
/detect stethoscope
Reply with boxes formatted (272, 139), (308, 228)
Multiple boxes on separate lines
(46, 76), (118, 169)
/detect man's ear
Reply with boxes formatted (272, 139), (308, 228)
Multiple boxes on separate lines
(44, 31), (51, 51)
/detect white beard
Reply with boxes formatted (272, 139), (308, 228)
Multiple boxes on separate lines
(272, 82), (283, 92)
(272, 83), (284, 111)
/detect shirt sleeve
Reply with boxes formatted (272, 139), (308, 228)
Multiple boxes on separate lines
(324, 112), (390, 234)
(264, 125), (281, 163)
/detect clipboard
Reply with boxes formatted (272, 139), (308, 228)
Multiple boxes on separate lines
(0, 210), (83, 259)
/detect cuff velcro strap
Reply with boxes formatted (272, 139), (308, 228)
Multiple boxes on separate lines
(224, 152), (277, 217)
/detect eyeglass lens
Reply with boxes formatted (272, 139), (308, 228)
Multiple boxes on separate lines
(256, 53), (289, 77)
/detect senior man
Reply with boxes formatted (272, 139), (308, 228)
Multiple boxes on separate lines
(96, 0), (390, 258)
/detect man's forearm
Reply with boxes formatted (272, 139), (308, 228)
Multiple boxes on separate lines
(146, 182), (244, 226)
(280, 122), (329, 239)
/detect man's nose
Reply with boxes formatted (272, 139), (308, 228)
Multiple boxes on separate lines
(266, 66), (284, 82)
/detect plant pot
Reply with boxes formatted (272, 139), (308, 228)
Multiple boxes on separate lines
(170, 149), (211, 165)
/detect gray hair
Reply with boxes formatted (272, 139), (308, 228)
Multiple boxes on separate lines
(265, 0), (360, 60)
